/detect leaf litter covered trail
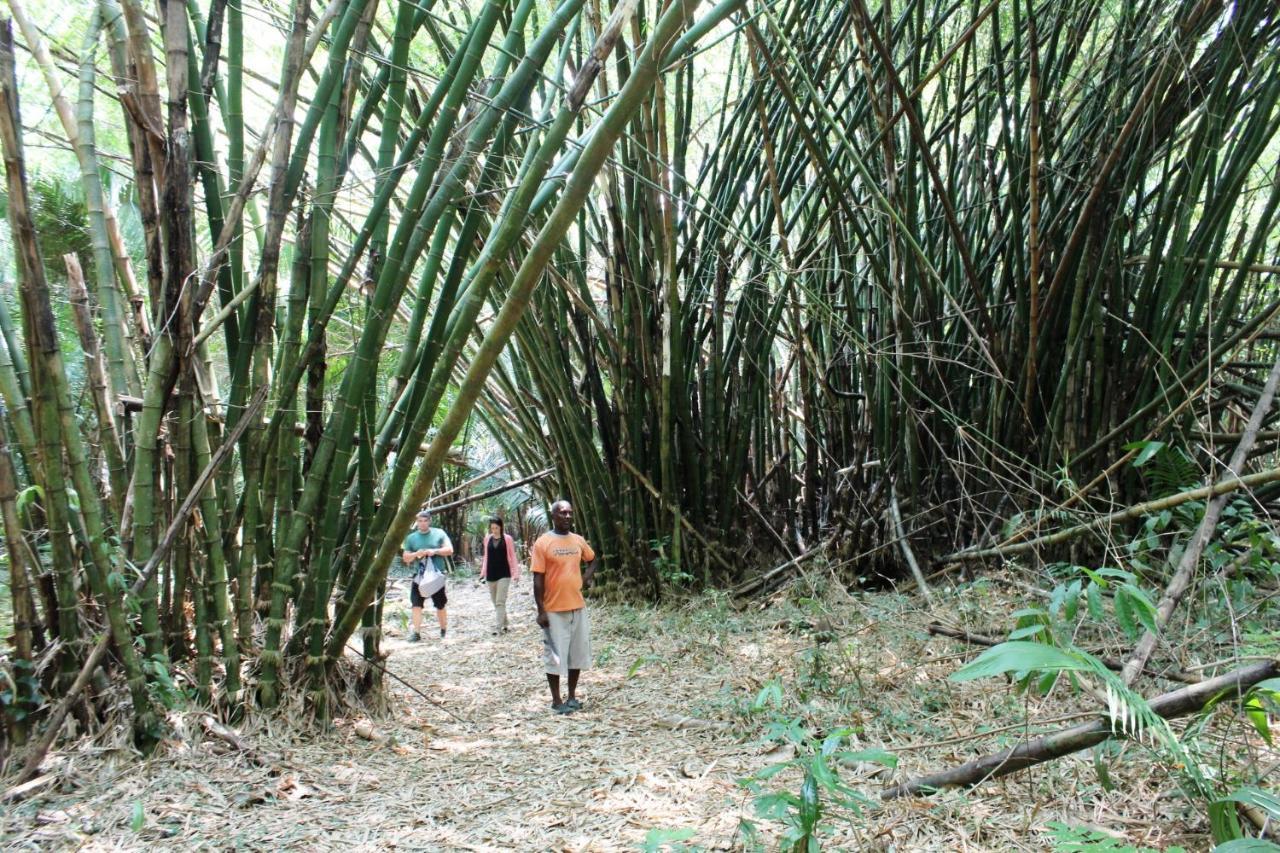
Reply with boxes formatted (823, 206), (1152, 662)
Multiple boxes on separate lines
(3, 573), (1264, 850)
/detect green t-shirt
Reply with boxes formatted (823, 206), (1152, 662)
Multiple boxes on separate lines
(402, 527), (451, 574)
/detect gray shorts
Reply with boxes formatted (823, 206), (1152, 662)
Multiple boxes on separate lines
(542, 608), (591, 677)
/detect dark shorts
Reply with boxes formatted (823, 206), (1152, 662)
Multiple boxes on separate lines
(410, 581), (447, 610)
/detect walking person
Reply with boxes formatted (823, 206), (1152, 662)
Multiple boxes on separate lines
(479, 517), (520, 635)
(531, 500), (597, 714)
(402, 509), (454, 641)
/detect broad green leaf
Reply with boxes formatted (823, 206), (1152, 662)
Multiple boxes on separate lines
(1008, 624), (1047, 640)
(751, 680), (782, 712)
(1087, 583), (1104, 621)
(951, 642), (1087, 682)
(748, 761), (793, 782)
(753, 792), (798, 819)
(1119, 584), (1159, 634)
(130, 801), (145, 832)
(1114, 592), (1138, 640)
(1125, 440), (1167, 467)
(798, 770), (820, 833)
(1212, 840), (1280, 852)
(1217, 787), (1280, 822)
(1244, 697), (1272, 745)
(1064, 579), (1082, 621)
(641, 827), (696, 851)
(836, 748), (897, 769)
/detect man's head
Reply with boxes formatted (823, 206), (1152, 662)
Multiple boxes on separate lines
(415, 509), (432, 532)
(549, 500), (573, 534)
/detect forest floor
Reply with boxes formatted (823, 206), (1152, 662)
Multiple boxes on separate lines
(1, 569), (1261, 851)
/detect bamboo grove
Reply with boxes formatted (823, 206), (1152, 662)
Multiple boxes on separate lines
(0, 0), (1278, 747)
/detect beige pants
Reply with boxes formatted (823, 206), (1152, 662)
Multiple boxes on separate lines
(487, 578), (510, 632)
(542, 608), (591, 679)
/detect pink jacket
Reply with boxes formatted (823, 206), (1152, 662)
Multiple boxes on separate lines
(479, 533), (521, 581)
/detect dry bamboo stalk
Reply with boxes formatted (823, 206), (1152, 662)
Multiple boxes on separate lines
(881, 659), (1279, 799)
(890, 484), (933, 604)
(424, 467), (553, 514)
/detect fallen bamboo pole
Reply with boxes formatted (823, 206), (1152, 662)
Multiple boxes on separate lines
(881, 659), (1279, 799)
(426, 461), (514, 506)
(423, 467), (553, 514)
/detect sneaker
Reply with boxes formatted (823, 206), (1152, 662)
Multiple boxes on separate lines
(565, 698), (582, 710)
(407, 631), (420, 643)
(440, 628), (446, 638)
(551, 702), (574, 715)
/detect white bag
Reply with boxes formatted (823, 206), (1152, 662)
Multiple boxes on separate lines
(416, 561), (446, 597)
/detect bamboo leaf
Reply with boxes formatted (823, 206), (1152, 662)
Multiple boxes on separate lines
(951, 642), (1088, 682)
(1125, 440), (1167, 467)
(1216, 787), (1280, 822)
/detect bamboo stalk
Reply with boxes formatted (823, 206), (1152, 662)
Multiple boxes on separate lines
(64, 255), (128, 519)
(9, 0), (140, 398)
(881, 659), (1280, 799)
(0, 20), (154, 740)
(13, 384), (267, 785)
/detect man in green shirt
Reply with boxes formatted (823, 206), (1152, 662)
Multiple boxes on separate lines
(402, 510), (454, 641)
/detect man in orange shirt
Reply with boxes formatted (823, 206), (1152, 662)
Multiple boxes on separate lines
(531, 499), (597, 714)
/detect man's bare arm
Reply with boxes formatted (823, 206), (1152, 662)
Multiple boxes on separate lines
(533, 573), (548, 627)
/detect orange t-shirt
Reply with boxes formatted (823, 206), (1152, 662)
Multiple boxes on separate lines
(531, 532), (595, 612)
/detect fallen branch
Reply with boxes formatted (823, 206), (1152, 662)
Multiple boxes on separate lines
(926, 624), (1201, 685)
(881, 659), (1278, 799)
(940, 466), (1280, 564)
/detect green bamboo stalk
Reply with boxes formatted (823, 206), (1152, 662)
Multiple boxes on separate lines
(64, 256), (128, 520)
(328, 0), (716, 659)
(9, 0), (141, 399)
(186, 386), (241, 705)
(0, 22), (156, 742)
(257, 0), (513, 708)
(0, 416), (36, 741)
(0, 299), (37, 467)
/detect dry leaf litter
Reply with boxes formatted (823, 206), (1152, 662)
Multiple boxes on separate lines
(1, 570), (1272, 850)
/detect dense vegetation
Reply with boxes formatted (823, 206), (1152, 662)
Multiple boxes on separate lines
(0, 0), (1278, 843)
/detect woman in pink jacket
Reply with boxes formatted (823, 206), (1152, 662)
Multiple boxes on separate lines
(479, 517), (520, 635)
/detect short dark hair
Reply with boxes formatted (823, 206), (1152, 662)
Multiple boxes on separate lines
(416, 509), (431, 519)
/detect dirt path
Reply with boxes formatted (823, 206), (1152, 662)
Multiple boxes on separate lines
(1, 579), (765, 851)
(360, 578), (760, 850)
